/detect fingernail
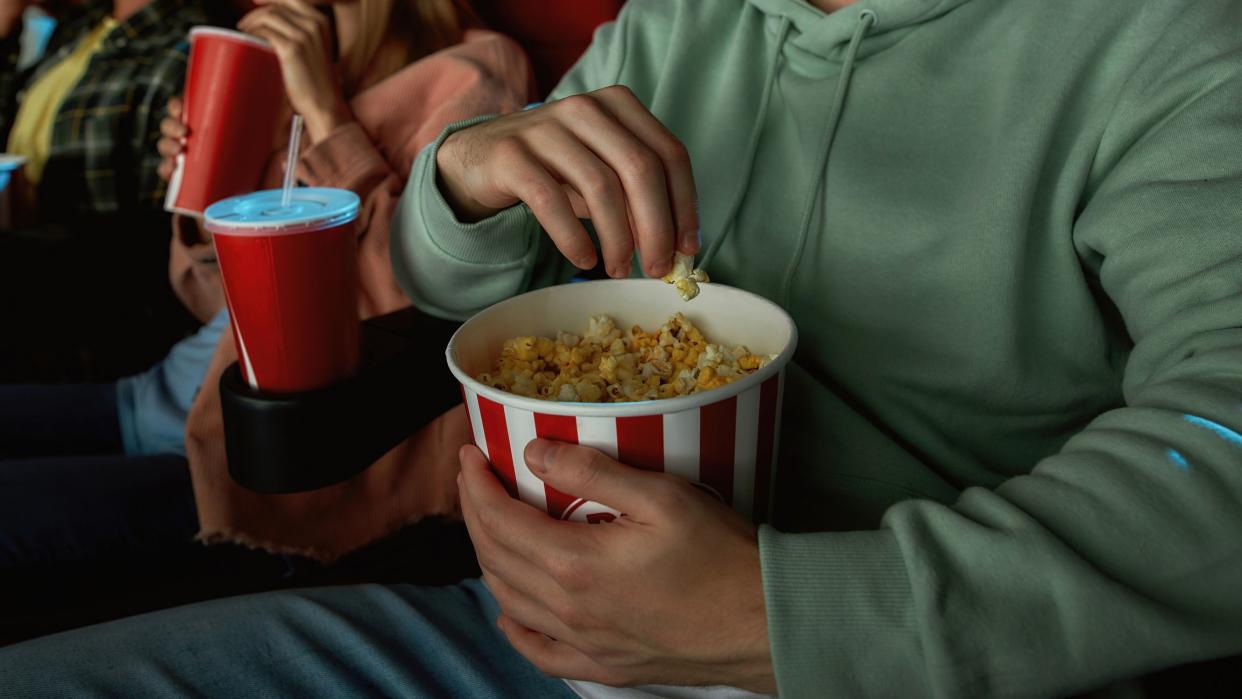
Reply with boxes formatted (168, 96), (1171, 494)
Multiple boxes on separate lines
(683, 229), (701, 251)
(650, 258), (671, 278)
(610, 261), (630, 279)
(525, 439), (556, 474)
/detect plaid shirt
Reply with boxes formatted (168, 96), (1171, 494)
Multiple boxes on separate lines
(0, 0), (207, 224)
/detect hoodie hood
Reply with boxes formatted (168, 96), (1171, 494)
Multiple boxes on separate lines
(746, 0), (975, 61)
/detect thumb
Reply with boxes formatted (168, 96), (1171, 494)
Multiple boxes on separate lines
(524, 440), (661, 518)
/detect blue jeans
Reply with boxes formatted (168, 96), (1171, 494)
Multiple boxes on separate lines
(0, 383), (208, 644)
(0, 382), (196, 568)
(0, 579), (576, 698)
(0, 382), (123, 460)
(115, 309), (228, 457)
(0, 380), (482, 647)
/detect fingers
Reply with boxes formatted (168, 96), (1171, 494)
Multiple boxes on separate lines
(252, 0), (330, 50)
(458, 445), (585, 566)
(556, 93), (674, 277)
(157, 135), (183, 159)
(440, 86), (697, 275)
(535, 124), (634, 278)
(459, 449), (591, 643)
(525, 440), (665, 520)
(160, 113), (186, 141)
(497, 615), (623, 685)
(239, 7), (300, 46)
(481, 571), (573, 642)
(158, 98), (185, 182)
(254, 0), (319, 17)
(241, 3), (325, 47)
(591, 85), (700, 256)
(494, 139), (598, 270)
(157, 158), (175, 182)
(458, 452), (558, 589)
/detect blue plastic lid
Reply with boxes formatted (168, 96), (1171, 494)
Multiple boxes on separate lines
(204, 188), (360, 235)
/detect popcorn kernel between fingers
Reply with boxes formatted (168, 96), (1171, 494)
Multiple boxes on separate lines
(661, 253), (709, 302)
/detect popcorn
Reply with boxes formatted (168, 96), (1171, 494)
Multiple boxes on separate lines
(478, 313), (773, 403)
(662, 253), (710, 301)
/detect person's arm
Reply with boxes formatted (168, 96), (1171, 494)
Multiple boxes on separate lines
(167, 214), (224, 323)
(151, 95), (227, 324)
(297, 32), (535, 317)
(388, 114), (572, 321)
(390, 0), (697, 321)
(761, 8), (1242, 697)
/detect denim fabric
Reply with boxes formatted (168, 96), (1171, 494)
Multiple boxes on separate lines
(0, 451), (193, 568)
(0, 578), (577, 699)
(0, 382), (122, 459)
(116, 309), (229, 456)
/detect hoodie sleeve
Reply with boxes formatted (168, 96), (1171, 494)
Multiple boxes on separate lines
(390, 5), (642, 320)
(760, 6), (1242, 698)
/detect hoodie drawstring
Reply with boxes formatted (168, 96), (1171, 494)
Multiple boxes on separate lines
(700, 16), (792, 271)
(778, 9), (875, 308)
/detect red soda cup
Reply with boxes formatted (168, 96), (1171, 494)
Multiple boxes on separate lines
(165, 27), (285, 215)
(205, 188), (361, 393)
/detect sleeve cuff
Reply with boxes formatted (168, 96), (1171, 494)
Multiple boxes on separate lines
(418, 114), (537, 266)
(300, 121), (389, 190)
(759, 526), (925, 697)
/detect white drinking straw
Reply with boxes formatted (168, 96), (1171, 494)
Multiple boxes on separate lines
(281, 114), (304, 207)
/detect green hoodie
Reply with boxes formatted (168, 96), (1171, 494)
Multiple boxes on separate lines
(391, 0), (1242, 695)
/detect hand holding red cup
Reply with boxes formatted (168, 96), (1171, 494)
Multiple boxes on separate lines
(164, 27), (286, 216)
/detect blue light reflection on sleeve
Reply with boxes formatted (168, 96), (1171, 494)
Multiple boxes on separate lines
(1182, 415), (1242, 449)
(1166, 449), (1191, 472)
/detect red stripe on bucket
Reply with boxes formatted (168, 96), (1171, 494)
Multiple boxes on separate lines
(754, 376), (780, 522)
(617, 414), (663, 472)
(534, 413), (579, 519)
(460, 386), (474, 443)
(700, 396), (737, 505)
(477, 395), (517, 498)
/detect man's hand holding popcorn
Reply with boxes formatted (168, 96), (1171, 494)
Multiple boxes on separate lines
(457, 440), (776, 693)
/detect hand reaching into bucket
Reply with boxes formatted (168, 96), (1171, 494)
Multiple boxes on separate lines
(239, 0), (350, 142)
(457, 440), (775, 692)
(435, 85), (701, 280)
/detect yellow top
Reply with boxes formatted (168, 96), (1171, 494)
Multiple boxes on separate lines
(6, 17), (117, 185)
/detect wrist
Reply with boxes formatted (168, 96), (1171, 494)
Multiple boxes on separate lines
(733, 538), (776, 693)
(301, 97), (352, 143)
(435, 131), (502, 222)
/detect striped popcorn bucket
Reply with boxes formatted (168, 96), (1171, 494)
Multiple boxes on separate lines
(446, 279), (797, 524)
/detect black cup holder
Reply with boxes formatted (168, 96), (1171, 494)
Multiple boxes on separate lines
(219, 307), (461, 494)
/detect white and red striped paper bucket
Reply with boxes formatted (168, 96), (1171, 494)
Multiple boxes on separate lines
(447, 280), (797, 524)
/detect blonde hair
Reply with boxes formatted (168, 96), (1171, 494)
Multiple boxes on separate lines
(341, 0), (472, 95)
